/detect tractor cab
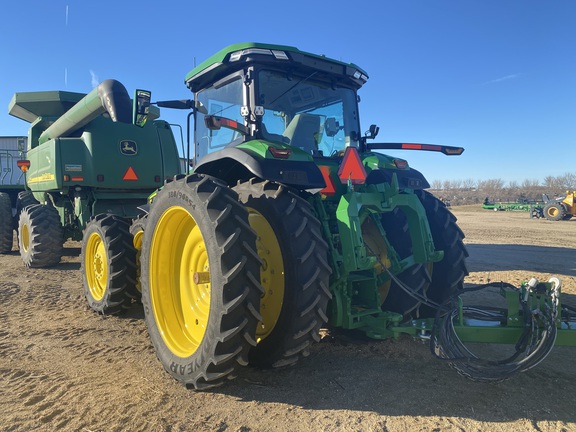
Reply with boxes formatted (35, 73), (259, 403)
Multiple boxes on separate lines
(185, 43), (366, 163)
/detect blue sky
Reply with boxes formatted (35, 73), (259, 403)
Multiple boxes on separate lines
(1, 0), (574, 185)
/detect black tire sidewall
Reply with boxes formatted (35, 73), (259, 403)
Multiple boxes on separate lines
(141, 175), (261, 387)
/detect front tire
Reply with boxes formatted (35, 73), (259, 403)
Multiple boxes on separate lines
(543, 202), (566, 221)
(0, 192), (13, 253)
(234, 179), (331, 368)
(81, 214), (137, 314)
(141, 174), (262, 389)
(18, 204), (63, 268)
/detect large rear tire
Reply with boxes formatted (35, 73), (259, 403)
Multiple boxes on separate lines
(416, 190), (468, 315)
(81, 214), (137, 315)
(18, 204), (63, 268)
(234, 179), (331, 368)
(0, 192), (13, 253)
(141, 174), (262, 389)
(379, 206), (431, 315)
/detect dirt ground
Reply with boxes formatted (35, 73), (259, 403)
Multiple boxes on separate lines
(1, 206), (575, 432)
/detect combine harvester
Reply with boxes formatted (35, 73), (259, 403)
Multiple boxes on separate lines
(6, 81), (182, 313)
(8, 43), (576, 389)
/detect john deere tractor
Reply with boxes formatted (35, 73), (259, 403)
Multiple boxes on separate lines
(133, 43), (470, 389)
(8, 80), (182, 314)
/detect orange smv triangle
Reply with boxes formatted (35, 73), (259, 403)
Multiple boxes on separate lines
(337, 147), (367, 184)
(319, 165), (336, 196)
(123, 167), (139, 181)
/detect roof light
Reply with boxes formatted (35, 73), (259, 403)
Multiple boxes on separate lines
(229, 48), (285, 62)
(229, 51), (243, 62)
(353, 70), (362, 79)
(271, 50), (289, 60)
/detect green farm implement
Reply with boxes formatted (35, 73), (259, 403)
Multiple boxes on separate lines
(6, 80), (182, 313)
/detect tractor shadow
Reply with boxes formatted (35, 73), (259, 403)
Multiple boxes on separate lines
(465, 243), (576, 277)
(216, 329), (576, 423)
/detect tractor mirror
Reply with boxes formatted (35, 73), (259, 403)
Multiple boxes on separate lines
(204, 115), (222, 130)
(366, 124), (380, 139)
(133, 89), (151, 128)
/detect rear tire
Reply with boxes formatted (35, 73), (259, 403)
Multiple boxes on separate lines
(416, 190), (468, 316)
(234, 179), (331, 368)
(81, 214), (137, 314)
(141, 174), (262, 389)
(0, 192), (13, 253)
(379, 206), (431, 315)
(18, 204), (63, 267)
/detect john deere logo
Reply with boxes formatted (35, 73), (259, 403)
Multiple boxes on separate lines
(120, 140), (138, 156)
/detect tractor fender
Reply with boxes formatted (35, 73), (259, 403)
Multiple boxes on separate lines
(365, 166), (430, 190)
(194, 147), (326, 190)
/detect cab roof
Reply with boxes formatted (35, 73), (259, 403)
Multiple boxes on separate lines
(184, 42), (369, 92)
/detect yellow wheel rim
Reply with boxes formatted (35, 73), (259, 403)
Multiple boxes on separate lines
(547, 207), (558, 218)
(248, 208), (284, 342)
(21, 223), (30, 253)
(150, 206), (210, 358)
(84, 232), (108, 301)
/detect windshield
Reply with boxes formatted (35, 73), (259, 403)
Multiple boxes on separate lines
(257, 70), (359, 156)
(194, 76), (244, 162)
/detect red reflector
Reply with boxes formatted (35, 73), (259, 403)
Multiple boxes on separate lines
(319, 166), (336, 196)
(402, 143), (422, 150)
(97, 175), (104, 182)
(71, 176), (84, 182)
(154, 175), (161, 182)
(123, 167), (139, 181)
(269, 147), (292, 159)
(394, 159), (408, 169)
(337, 147), (367, 184)
(63, 175), (70, 182)
(17, 160), (30, 172)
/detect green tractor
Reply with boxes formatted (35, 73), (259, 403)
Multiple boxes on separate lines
(8, 80), (182, 314)
(134, 43), (469, 388)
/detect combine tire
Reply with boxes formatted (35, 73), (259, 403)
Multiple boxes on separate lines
(128, 215), (147, 298)
(416, 190), (468, 315)
(140, 174), (262, 389)
(18, 204), (63, 267)
(543, 202), (566, 221)
(0, 192), (13, 253)
(81, 214), (137, 314)
(234, 179), (331, 368)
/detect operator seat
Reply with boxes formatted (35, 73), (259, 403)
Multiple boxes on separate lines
(282, 113), (321, 154)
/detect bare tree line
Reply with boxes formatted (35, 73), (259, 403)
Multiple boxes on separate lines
(429, 172), (576, 206)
